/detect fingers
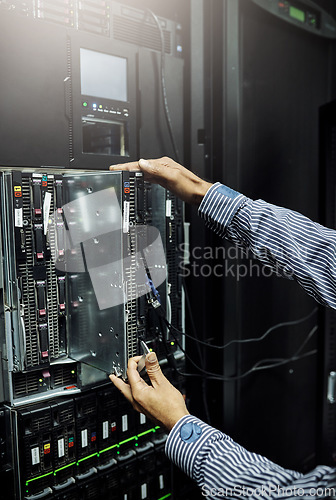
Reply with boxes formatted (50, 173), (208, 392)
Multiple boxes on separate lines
(109, 374), (133, 403)
(145, 352), (166, 388)
(127, 356), (149, 391)
(109, 161), (140, 171)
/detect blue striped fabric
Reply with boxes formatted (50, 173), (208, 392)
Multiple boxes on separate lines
(166, 416), (336, 499)
(199, 183), (336, 309)
(165, 184), (336, 498)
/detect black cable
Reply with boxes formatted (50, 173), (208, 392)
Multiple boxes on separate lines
(164, 307), (318, 350)
(168, 323), (318, 382)
(145, 9), (181, 163)
(177, 350), (317, 381)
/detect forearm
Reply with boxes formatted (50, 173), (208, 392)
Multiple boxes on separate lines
(199, 184), (336, 309)
(165, 416), (336, 499)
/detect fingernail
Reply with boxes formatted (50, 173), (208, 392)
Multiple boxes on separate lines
(109, 166), (115, 170)
(109, 374), (115, 380)
(147, 352), (157, 363)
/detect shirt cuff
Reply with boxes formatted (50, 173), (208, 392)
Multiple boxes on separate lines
(165, 415), (221, 479)
(198, 182), (248, 237)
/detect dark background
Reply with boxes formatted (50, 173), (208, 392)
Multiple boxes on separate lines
(1, 0), (336, 480)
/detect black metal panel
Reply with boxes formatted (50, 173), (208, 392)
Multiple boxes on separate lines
(204, 0), (336, 471)
(0, 11), (69, 168)
(69, 32), (138, 169)
(318, 99), (336, 465)
(138, 49), (184, 161)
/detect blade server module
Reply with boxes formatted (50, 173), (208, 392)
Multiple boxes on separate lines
(0, 167), (185, 499)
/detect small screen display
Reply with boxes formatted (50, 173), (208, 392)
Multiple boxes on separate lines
(80, 48), (127, 102)
(289, 6), (305, 23)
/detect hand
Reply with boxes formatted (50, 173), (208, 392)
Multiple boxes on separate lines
(110, 157), (213, 206)
(110, 352), (189, 431)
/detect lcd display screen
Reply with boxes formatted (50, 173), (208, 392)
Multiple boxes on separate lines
(80, 48), (127, 102)
(289, 6), (305, 23)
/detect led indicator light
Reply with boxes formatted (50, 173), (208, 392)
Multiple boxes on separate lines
(82, 102), (88, 107)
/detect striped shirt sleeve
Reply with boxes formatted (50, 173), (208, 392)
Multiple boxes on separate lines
(198, 183), (336, 309)
(165, 416), (336, 499)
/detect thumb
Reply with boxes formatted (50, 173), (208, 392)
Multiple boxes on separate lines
(145, 352), (166, 387)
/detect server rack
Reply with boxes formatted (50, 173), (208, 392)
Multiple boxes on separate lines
(0, 168), (185, 499)
(318, 99), (336, 465)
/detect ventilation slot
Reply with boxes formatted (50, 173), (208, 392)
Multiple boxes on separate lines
(18, 176), (39, 367)
(13, 372), (39, 397)
(114, 15), (171, 54)
(125, 177), (138, 360)
(52, 365), (76, 387)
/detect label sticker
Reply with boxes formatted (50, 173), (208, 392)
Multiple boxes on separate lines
(103, 421), (109, 440)
(159, 474), (164, 490)
(141, 483), (147, 499)
(166, 199), (172, 218)
(123, 201), (130, 233)
(81, 429), (88, 448)
(15, 208), (23, 228)
(58, 438), (65, 458)
(43, 192), (51, 235)
(122, 414), (128, 433)
(31, 447), (40, 465)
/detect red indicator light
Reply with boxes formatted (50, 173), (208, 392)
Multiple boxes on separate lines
(59, 304), (66, 311)
(41, 351), (48, 358)
(65, 385), (77, 390)
(39, 309), (46, 317)
(35, 209), (42, 216)
(37, 252), (44, 260)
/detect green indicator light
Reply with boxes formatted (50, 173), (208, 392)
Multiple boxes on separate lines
(137, 429), (154, 438)
(99, 104), (103, 109)
(54, 462), (76, 474)
(26, 471), (54, 484)
(119, 436), (136, 446)
(289, 6), (305, 22)
(78, 452), (97, 463)
(149, 348), (153, 352)
(135, 443), (138, 446)
(82, 102), (88, 107)
(117, 451), (120, 455)
(71, 370), (75, 374)
(170, 341), (174, 346)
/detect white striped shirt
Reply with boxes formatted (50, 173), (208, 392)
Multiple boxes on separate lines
(165, 183), (336, 499)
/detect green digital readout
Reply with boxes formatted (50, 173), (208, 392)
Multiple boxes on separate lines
(289, 5), (305, 23)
